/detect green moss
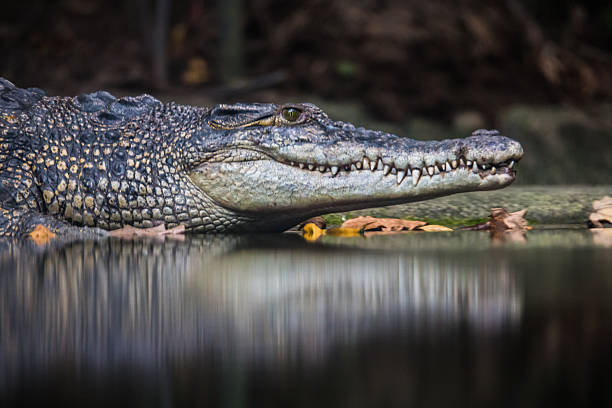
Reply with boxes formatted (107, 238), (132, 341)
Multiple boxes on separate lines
(322, 212), (357, 226)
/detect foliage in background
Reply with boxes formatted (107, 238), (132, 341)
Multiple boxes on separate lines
(0, 0), (610, 120)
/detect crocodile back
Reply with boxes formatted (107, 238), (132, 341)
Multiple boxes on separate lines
(0, 78), (220, 231)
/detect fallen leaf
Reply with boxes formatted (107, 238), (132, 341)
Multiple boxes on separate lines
(588, 196), (612, 228)
(495, 208), (529, 230)
(462, 208), (530, 231)
(418, 224), (453, 232)
(109, 224), (186, 239)
(302, 222), (325, 242)
(29, 224), (56, 246)
(341, 216), (426, 232)
(302, 216), (453, 240)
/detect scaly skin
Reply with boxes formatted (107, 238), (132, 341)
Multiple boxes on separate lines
(0, 78), (523, 238)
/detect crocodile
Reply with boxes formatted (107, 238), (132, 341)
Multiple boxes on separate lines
(0, 77), (523, 238)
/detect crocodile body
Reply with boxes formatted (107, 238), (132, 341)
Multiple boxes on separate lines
(0, 78), (523, 238)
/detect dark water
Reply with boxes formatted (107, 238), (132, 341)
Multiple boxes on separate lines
(1, 229), (611, 407)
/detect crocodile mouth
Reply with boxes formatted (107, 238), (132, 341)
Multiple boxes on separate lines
(189, 147), (520, 214)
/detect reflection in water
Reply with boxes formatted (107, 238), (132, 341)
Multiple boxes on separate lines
(591, 228), (612, 247)
(192, 247), (521, 362)
(0, 234), (520, 386)
(1, 230), (611, 406)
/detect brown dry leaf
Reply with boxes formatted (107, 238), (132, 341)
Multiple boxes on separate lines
(341, 216), (426, 232)
(493, 208), (529, 230)
(29, 224), (57, 246)
(463, 208), (530, 231)
(589, 196), (612, 228)
(418, 224), (453, 232)
(109, 224), (186, 239)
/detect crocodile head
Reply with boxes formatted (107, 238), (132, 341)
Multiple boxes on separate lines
(185, 103), (523, 232)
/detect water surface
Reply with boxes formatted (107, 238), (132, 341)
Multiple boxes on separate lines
(1, 229), (611, 407)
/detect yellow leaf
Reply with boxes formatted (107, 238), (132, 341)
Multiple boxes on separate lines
(302, 223), (325, 242)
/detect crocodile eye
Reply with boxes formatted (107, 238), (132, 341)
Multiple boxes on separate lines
(281, 107), (301, 122)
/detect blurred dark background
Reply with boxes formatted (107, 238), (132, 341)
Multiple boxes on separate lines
(1, 0), (611, 184)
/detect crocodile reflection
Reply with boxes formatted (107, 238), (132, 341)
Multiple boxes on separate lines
(0, 234), (521, 385)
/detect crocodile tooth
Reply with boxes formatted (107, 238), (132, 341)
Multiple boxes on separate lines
(397, 169), (406, 184)
(383, 164), (391, 176)
(351, 164), (357, 171)
(451, 160), (458, 169)
(362, 157), (370, 169)
(391, 167), (397, 175)
(290, 161), (295, 166)
(472, 161), (478, 172)
(427, 166), (434, 176)
(318, 165), (326, 173)
(370, 159), (377, 171)
(412, 169), (421, 185)
(299, 163), (305, 169)
(331, 166), (339, 176)
(355, 161), (362, 170)
(481, 163), (487, 170)
(445, 161), (451, 172)
(434, 165), (441, 174)
(508, 160), (514, 168)
(490, 166), (496, 175)
(466, 160), (472, 167)
(459, 158), (466, 167)
(308, 164), (315, 170)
